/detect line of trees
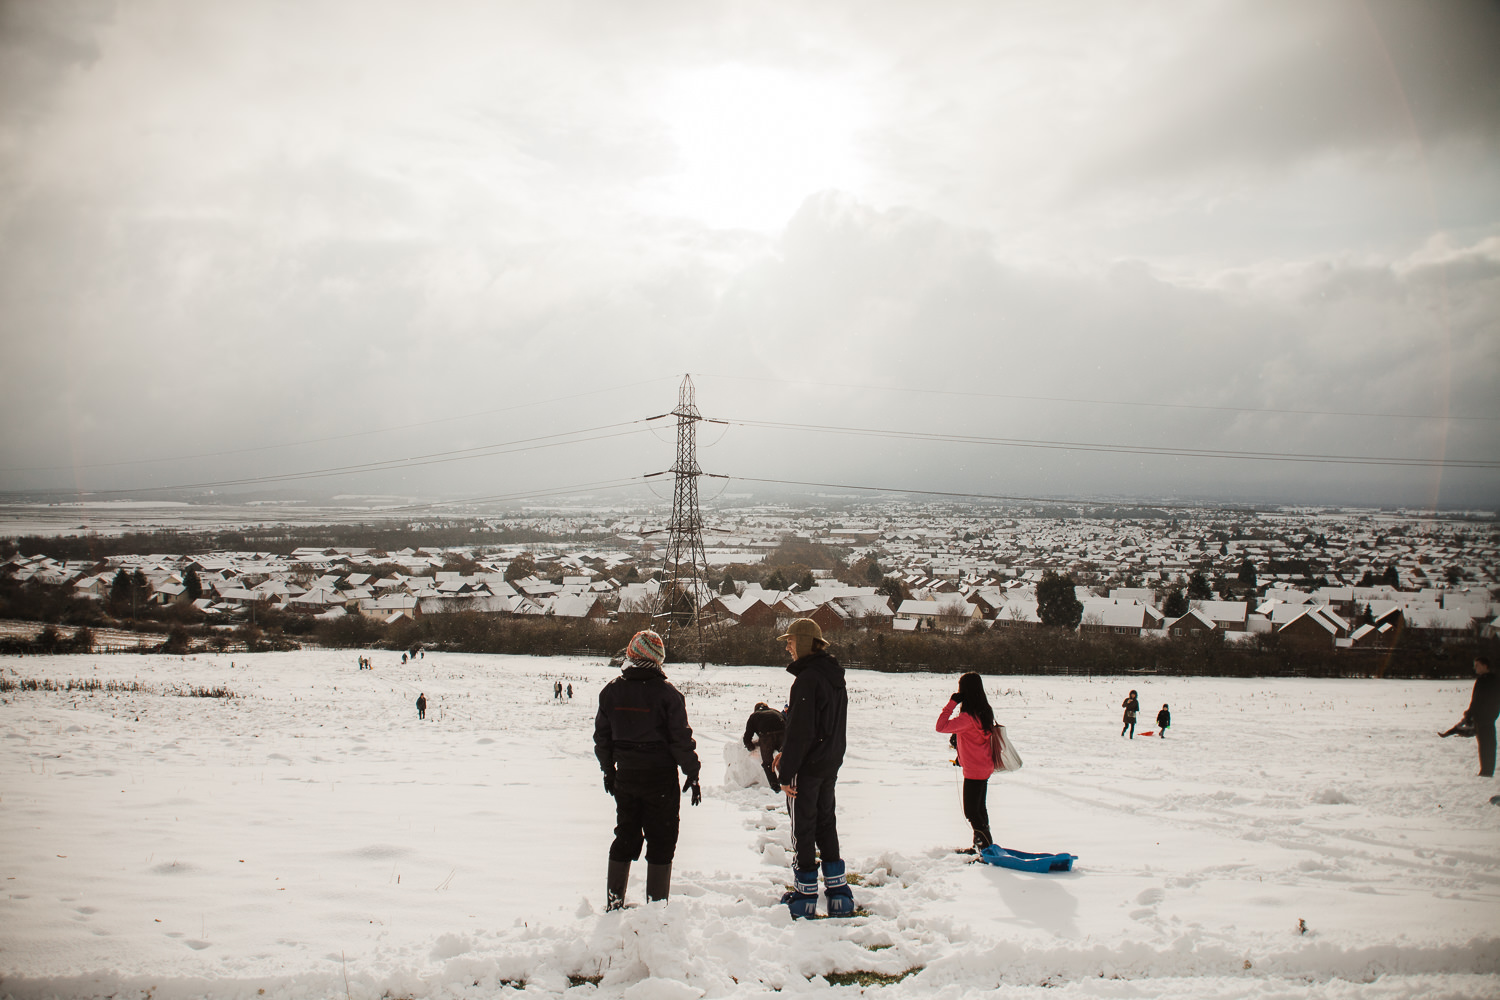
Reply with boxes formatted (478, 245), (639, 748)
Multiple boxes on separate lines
(0, 522), (580, 564)
(301, 609), (1493, 680)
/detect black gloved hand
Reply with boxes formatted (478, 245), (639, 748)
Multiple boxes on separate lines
(603, 770), (616, 796)
(951, 691), (964, 704)
(683, 775), (702, 806)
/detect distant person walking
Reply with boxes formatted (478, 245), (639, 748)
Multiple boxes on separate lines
(1121, 690), (1139, 739)
(594, 630), (701, 910)
(1156, 704), (1170, 738)
(775, 618), (853, 919)
(416, 693), (426, 720)
(743, 701), (787, 791)
(935, 672), (997, 853)
(567, 683), (573, 700)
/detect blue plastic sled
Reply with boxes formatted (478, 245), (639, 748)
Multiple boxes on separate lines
(978, 845), (1077, 873)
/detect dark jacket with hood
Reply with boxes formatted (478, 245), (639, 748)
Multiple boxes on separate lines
(594, 662), (700, 778)
(776, 650), (847, 783)
(743, 705), (786, 750)
(1465, 672), (1500, 725)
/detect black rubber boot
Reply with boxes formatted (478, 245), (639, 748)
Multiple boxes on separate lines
(606, 860), (630, 912)
(646, 863), (671, 903)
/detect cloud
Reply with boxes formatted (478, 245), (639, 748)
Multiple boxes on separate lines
(696, 193), (1499, 506)
(0, 3), (1495, 508)
(1079, 0), (1500, 192)
(0, 0), (110, 121)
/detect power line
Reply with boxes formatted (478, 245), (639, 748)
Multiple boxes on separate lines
(726, 475), (1293, 515)
(718, 417), (1500, 469)
(694, 372), (1499, 423)
(0, 376), (680, 474)
(366, 476), (656, 514)
(10, 421), (655, 497)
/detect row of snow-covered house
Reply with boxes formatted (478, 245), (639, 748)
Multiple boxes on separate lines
(864, 579), (1494, 650)
(860, 513), (1496, 595)
(5, 546), (1494, 649)
(1, 550), (629, 625)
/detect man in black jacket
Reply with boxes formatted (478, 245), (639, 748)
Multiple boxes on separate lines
(1463, 655), (1499, 778)
(775, 618), (853, 918)
(594, 629), (701, 909)
(743, 702), (786, 791)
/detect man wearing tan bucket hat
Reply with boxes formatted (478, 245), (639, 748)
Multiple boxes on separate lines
(773, 617), (853, 918)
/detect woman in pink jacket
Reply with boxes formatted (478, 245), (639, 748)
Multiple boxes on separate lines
(935, 671), (996, 852)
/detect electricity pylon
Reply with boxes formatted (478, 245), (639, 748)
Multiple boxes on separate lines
(657, 374), (716, 666)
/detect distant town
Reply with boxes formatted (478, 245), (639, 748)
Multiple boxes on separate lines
(3, 500), (1496, 655)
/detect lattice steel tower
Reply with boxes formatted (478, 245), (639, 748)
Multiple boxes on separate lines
(658, 374), (714, 664)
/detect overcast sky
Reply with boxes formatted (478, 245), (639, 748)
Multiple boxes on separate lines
(1, 0), (1497, 512)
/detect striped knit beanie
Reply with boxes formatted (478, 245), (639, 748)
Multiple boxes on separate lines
(625, 629), (666, 667)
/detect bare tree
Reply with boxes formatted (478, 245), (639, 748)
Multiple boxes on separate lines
(936, 600), (971, 632)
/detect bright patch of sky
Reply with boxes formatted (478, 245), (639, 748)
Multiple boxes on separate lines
(649, 64), (874, 231)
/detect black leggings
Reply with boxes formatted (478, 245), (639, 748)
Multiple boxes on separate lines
(757, 732), (784, 789)
(963, 778), (992, 849)
(1478, 722), (1496, 778)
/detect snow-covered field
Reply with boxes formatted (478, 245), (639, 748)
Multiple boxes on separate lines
(2, 650), (1497, 1000)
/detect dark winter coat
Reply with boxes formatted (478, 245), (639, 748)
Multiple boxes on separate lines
(594, 663), (700, 778)
(743, 706), (786, 751)
(1465, 673), (1500, 724)
(776, 650), (847, 783)
(1122, 696), (1139, 723)
(1156, 708), (1170, 729)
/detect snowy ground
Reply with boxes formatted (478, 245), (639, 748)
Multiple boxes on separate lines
(1, 650), (1497, 1000)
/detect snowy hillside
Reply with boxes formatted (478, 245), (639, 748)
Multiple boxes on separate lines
(2, 650), (1497, 999)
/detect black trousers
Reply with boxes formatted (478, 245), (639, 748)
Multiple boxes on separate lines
(963, 777), (992, 848)
(609, 769), (681, 865)
(756, 732), (784, 789)
(1478, 722), (1496, 778)
(788, 773), (840, 872)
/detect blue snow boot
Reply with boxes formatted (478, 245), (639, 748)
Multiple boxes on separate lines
(780, 867), (819, 919)
(822, 859), (854, 918)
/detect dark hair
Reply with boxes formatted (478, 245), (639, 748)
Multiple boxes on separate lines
(1478, 655), (1491, 668)
(957, 672), (994, 731)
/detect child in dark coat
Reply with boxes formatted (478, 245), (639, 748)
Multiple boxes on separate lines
(594, 630), (701, 909)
